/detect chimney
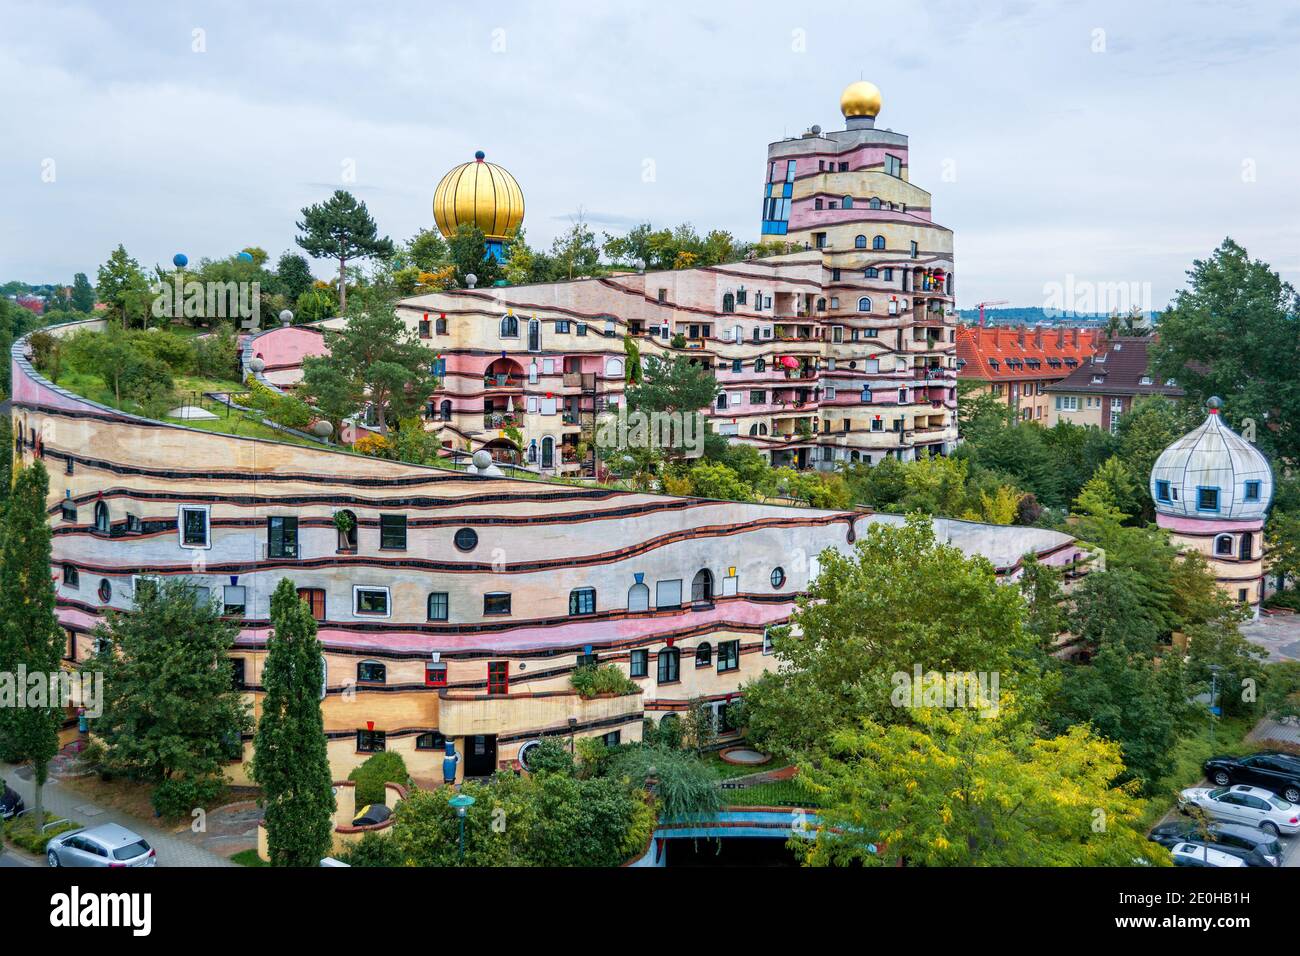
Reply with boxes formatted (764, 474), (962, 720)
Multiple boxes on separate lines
(1034, 329), (1043, 349)
(1018, 326), (1026, 348)
(1057, 328), (1065, 348)
(1071, 328), (1079, 348)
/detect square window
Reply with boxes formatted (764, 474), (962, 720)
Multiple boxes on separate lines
(488, 661), (509, 695)
(268, 516), (299, 559)
(717, 640), (740, 673)
(63, 564), (80, 589)
(1197, 487), (1220, 512)
(1155, 480), (1171, 503)
(1244, 480), (1261, 502)
(356, 729), (386, 753)
(354, 586), (390, 617)
(428, 592), (449, 621)
(484, 592), (512, 616)
(569, 588), (596, 616)
(180, 506), (209, 548)
(223, 585), (247, 616)
(297, 588), (326, 621)
(424, 662), (448, 687)
(379, 514), (407, 550)
(655, 579), (682, 609)
(629, 649), (648, 678)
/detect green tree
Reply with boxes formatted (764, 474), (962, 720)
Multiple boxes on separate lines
(69, 272), (96, 313)
(447, 223), (500, 288)
(406, 228), (449, 273)
(1151, 238), (1300, 462)
(550, 216), (602, 279)
(1073, 455), (1140, 521)
(1019, 553), (1066, 649)
(1115, 396), (1197, 521)
(0, 462), (63, 831)
(251, 580), (335, 867)
(0, 418), (11, 515)
(95, 244), (149, 327)
(89, 579), (251, 795)
(275, 252), (315, 303)
(295, 190), (395, 314)
(799, 706), (1167, 867)
(743, 515), (1043, 759)
(685, 461), (754, 502)
(299, 281), (439, 432)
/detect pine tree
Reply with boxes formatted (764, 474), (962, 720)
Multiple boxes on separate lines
(295, 190), (394, 313)
(252, 579), (336, 866)
(70, 273), (96, 313)
(0, 461), (63, 831)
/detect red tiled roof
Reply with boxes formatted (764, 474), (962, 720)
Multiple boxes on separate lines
(956, 325), (1103, 381)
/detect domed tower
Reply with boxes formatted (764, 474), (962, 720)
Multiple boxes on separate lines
(432, 150), (525, 262)
(1150, 397), (1274, 612)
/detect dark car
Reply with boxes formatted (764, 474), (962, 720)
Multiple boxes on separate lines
(1203, 751), (1300, 803)
(351, 804), (392, 827)
(0, 782), (24, 821)
(1149, 819), (1283, 867)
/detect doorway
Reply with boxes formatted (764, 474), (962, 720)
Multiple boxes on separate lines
(464, 734), (497, 777)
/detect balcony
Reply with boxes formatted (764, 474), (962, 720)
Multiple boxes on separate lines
(562, 372), (597, 392)
(437, 687), (643, 740)
(483, 412), (520, 429)
(482, 374), (523, 390)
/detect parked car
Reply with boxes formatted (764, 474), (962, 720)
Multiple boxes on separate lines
(1170, 842), (1248, 868)
(1204, 752), (1300, 803)
(46, 824), (156, 868)
(351, 804), (391, 827)
(1178, 784), (1300, 836)
(0, 782), (23, 821)
(1149, 819), (1283, 867)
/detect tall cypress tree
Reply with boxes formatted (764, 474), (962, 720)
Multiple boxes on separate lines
(0, 461), (63, 831)
(252, 579), (335, 866)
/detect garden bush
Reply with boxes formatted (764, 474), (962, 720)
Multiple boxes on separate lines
(151, 774), (226, 818)
(5, 814), (82, 854)
(570, 663), (638, 698)
(336, 831), (404, 867)
(348, 751), (410, 807)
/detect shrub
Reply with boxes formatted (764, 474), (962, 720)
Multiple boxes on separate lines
(574, 737), (611, 777)
(194, 324), (239, 379)
(152, 774), (226, 818)
(5, 814), (82, 854)
(524, 737), (575, 776)
(570, 664), (638, 699)
(648, 713), (684, 750)
(135, 330), (197, 373)
(605, 745), (721, 819)
(348, 751), (410, 807)
(336, 831), (404, 867)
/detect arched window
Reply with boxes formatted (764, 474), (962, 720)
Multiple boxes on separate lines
(605, 357), (624, 378)
(816, 297), (826, 311)
(858, 297), (872, 312)
(439, 399), (452, 421)
(500, 314), (519, 338)
(842, 195), (853, 209)
(358, 660), (386, 683)
(1215, 535), (1234, 557)
(872, 235), (886, 250)
(527, 317), (541, 351)
(628, 582), (650, 612)
(695, 642), (713, 667)
(865, 267), (878, 278)
(755, 358), (766, 373)
(541, 436), (555, 469)
(722, 293), (735, 313)
(869, 197), (882, 210)
(435, 316), (448, 334)
(416, 732), (446, 751)
(691, 569), (714, 603)
(854, 235), (867, 249)
(94, 501), (110, 534)
(336, 509), (357, 551)
(657, 647), (680, 683)
(748, 423), (769, 436)
(527, 440), (538, 463)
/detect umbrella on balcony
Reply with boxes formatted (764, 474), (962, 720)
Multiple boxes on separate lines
(778, 355), (799, 370)
(506, 395), (515, 414)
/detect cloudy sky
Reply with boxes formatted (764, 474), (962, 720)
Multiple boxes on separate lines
(3, 0), (1299, 309)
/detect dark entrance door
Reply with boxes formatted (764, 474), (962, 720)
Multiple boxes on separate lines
(464, 734), (497, 777)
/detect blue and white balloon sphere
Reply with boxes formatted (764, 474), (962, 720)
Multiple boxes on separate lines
(237, 251), (254, 262)
(173, 253), (188, 268)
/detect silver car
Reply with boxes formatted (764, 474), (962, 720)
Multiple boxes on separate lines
(46, 823), (156, 868)
(1178, 784), (1300, 836)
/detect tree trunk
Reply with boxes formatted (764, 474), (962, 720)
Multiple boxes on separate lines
(337, 257), (347, 314)
(33, 777), (44, 835)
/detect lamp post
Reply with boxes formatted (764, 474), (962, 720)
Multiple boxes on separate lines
(448, 793), (475, 862)
(1208, 664), (1222, 749)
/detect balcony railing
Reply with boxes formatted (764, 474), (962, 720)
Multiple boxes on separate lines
(483, 374), (523, 389)
(483, 412), (520, 429)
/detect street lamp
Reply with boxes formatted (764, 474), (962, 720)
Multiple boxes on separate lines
(449, 793), (475, 862)
(1208, 664), (1223, 748)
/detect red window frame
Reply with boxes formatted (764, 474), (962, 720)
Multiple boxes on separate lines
(487, 661), (509, 695)
(425, 662), (448, 688)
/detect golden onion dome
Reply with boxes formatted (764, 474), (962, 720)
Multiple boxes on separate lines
(432, 151), (525, 241)
(840, 80), (882, 119)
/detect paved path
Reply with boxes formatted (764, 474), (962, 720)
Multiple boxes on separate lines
(1, 761), (235, 867)
(1241, 611), (1300, 663)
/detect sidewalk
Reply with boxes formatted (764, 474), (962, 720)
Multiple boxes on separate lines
(1, 761), (235, 867)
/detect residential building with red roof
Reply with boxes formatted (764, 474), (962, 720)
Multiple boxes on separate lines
(956, 325), (1103, 424)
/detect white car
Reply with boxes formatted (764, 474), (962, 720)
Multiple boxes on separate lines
(1178, 784), (1300, 836)
(1170, 842), (1248, 868)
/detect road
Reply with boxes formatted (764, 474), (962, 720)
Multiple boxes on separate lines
(0, 762), (235, 867)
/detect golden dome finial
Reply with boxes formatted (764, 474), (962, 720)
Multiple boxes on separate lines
(432, 151), (525, 242)
(840, 80), (882, 119)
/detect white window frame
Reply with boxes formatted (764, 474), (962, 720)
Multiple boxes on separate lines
(353, 585), (392, 619)
(178, 504), (211, 550)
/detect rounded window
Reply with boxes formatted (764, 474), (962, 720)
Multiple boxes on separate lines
(770, 567), (786, 589)
(98, 579), (112, 603)
(453, 528), (479, 552)
(517, 739), (542, 772)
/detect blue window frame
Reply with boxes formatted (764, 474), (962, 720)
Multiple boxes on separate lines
(1196, 486), (1220, 513)
(1155, 480), (1171, 503)
(1244, 480), (1261, 502)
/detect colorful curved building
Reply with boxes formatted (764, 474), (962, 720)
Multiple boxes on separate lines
(11, 318), (1083, 784)
(400, 83), (957, 474)
(1150, 397), (1274, 613)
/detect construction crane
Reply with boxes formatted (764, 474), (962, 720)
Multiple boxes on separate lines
(973, 299), (1009, 327)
